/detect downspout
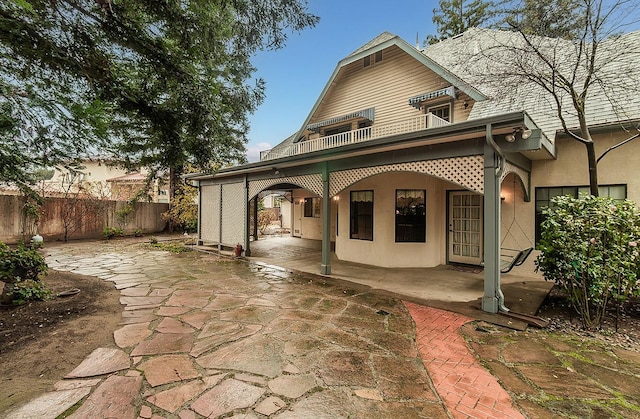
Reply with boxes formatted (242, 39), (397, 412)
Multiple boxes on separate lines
(485, 125), (510, 313)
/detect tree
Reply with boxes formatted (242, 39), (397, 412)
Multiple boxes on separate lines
(426, 0), (495, 44)
(1, 1), (319, 195)
(439, 0), (640, 196)
(504, 0), (584, 39)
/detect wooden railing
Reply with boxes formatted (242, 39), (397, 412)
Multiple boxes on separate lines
(260, 112), (450, 161)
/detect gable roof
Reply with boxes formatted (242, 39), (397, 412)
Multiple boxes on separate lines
(290, 32), (488, 144)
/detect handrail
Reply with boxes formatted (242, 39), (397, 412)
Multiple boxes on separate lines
(260, 113), (450, 161)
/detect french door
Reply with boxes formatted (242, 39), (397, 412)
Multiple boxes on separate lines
(448, 191), (483, 265)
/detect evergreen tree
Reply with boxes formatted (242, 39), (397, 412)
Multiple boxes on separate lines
(427, 0), (495, 44)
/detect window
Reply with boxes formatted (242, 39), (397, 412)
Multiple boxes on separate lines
(350, 190), (373, 240)
(535, 185), (626, 242)
(324, 124), (352, 137)
(304, 197), (321, 218)
(396, 189), (426, 242)
(375, 50), (383, 63)
(427, 103), (451, 122)
(363, 55), (371, 67)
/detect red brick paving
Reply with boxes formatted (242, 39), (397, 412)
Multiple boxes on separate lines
(405, 302), (525, 419)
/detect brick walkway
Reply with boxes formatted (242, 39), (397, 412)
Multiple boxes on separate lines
(405, 302), (524, 419)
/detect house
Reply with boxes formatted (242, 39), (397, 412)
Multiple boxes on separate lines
(0, 157), (170, 203)
(185, 29), (640, 314)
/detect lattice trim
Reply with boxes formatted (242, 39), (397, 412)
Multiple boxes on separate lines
(502, 162), (530, 201)
(249, 174), (323, 198)
(329, 156), (485, 196)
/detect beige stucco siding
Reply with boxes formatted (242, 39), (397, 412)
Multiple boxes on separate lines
(311, 45), (457, 128)
(333, 171), (451, 268)
(501, 129), (640, 251)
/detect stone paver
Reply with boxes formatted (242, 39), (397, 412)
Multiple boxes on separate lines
(64, 347), (130, 378)
(0, 239), (565, 418)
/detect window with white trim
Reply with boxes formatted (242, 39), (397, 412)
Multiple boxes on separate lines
(427, 103), (451, 122)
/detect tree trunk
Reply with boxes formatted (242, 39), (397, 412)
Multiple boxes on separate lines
(585, 141), (599, 196)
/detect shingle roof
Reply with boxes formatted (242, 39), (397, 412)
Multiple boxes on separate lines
(346, 32), (398, 58)
(422, 27), (640, 141)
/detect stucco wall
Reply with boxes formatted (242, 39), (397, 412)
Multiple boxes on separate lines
(502, 129), (640, 251)
(334, 171), (450, 268)
(291, 190), (323, 240)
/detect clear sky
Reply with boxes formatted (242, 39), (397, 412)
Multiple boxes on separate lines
(245, 0), (438, 161)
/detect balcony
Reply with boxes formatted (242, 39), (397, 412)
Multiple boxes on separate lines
(260, 112), (450, 161)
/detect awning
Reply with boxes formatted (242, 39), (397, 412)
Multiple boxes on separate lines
(408, 86), (456, 109)
(306, 107), (375, 132)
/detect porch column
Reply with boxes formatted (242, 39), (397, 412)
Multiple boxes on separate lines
(482, 125), (505, 313)
(320, 163), (331, 275)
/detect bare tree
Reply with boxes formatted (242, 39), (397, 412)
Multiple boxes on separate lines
(427, 0), (640, 196)
(57, 170), (110, 242)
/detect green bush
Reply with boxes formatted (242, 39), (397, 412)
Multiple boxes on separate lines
(102, 226), (124, 239)
(0, 242), (48, 282)
(536, 195), (640, 329)
(0, 242), (50, 305)
(9, 279), (52, 305)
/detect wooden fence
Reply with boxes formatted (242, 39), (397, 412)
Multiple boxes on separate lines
(0, 194), (169, 244)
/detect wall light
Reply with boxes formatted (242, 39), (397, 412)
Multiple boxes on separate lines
(521, 129), (532, 140)
(333, 196), (340, 201)
(505, 133), (516, 142)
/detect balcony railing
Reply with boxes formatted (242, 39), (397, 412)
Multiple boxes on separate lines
(260, 112), (450, 161)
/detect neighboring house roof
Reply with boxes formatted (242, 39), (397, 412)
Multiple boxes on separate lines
(107, 172), (146, 183)
(422, 27), (640, 142)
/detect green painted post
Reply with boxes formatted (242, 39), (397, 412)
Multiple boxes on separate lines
(482, 125), (503, 313)
(321, 163), (332, 275)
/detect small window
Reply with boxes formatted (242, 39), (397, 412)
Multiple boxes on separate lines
(363, 55), (371, 67)
(396, 189), (426, 242)
(535, 184), (626, 242)
(350, 190), (373, 240)
(427, 103), (451, 122)
(375, 50), (383, 63)
(304, 197), (321, 218)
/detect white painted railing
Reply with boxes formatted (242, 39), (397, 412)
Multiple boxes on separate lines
(260, 113), (450, 161)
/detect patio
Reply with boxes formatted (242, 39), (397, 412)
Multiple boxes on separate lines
(226, 236), (553, 330)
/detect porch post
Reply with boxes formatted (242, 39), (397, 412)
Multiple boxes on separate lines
(482, 124), (504, 313)
(244, 176), (251, 257)
(320, 163), (332, 275)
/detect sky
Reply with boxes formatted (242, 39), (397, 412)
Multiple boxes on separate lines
(244, 0), (439, 161)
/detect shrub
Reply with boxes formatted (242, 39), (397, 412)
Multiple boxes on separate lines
(0, 242), (48, 282)
(0, 242), (50, 305)
(536, 195), (640, 329)
(9, 279), (52, 305)
(102, 226), (124, 239)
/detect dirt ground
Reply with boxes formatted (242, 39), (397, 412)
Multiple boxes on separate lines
(2, 267), (640, 415)
(0, 270), (122, 412)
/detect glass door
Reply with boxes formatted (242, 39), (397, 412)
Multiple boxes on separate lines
(448, 191), (483, 265)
